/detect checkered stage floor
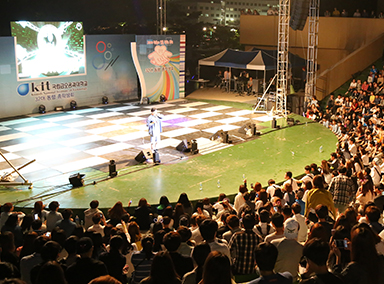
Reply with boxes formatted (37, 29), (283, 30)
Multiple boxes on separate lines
(0, 100), (271, 182)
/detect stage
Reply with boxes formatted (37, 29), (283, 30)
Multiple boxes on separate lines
(0, 98), (337, 211)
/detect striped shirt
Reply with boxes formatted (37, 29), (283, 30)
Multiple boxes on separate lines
(131, 251), (154, 284)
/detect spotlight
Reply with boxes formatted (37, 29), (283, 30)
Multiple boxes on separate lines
(102, 96), (108, 104)
(109, 160), (117, 178)
(159, 94), (167, 103)
(38, 105), (46, 114)
(70, 100), (77, 110)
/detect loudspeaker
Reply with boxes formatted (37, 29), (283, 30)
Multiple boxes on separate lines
(135, 149), (153, 163)
(287, 117), (295, 126)
(176, 139), (191, 152)
(290, 0), (309, 31)
(69, 173), (85, 188)
(210, 130), (229, 143)
(238, 123), (257, 136)
(272, 118), (277, 128)
(153, 151), (160, 164)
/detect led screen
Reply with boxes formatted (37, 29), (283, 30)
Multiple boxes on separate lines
(11, 21), (86, 80)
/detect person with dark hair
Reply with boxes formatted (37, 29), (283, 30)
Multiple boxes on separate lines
(198, 219), (231, 261)
(177, 193), (193, 216)
(0, 203), (24, 231)
(35, 261), (67, 284)
(300, 238), (343, 284)
(32, 201), (49, 224)
(314, 205), (333, 241)
(199, 251), (233, 284)
(283, 171), (299, 192)
(99, 235), (126, 283)
(234, 184), (248, 213)
(291, 203), (307, 242)
(88, 213), (105, 237)
(265, 213), (285, 243)
(46, 201), (63, 231)
(176, 226), (193, 257)
(163, 232), (193, 278)
(254, 210), (275, 240)
(131, 236), (155, 284)
(60, 236), (79, 266)
(0, 232), (19, 271)
(182, 243), (211, 284)
(19, 232), (38, 260)
(365, 205), (384, 234)
(84, 200), (104, 230)
(172, 203), (189, 230)
(146, 107), (163, 152)
(237, 192), (256, 218)
(89, 275), (122, 284)
(222, 215), (241, 244)
(135, 198), (152, 231)
(305, 175), (336, 219)
(1, 214), (23, 248)
(107, 202), (127, 227)
(157, 196), (170, 216)
(55, 209), (76, 238)
(20, 235), (48, 284)
(229, 214), (260, 276)
(140, 251), (181, 284)
(0, 261), (20, 281)
(30, 241), (62, 284)
(65, 237), (108, 284)
(332, 224), (384, 283)
(249, 242), (292, 284)
(328, 167), (354, 215)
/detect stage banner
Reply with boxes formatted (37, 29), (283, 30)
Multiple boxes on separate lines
(132, 35), (185, 103)
(0, 28), (138, 118)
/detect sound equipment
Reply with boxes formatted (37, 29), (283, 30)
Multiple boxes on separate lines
(176, 139), (191, 152)
(238, 122), (257, 136)
(290, 0), (309, 31)
(153, 151), (160, 164)
(210, 130), (229, 143)
(272, 118), (277, 129)
(135, 149), (153, 163)
(69, 173), (85, 187)
(287, 117), (295, 126)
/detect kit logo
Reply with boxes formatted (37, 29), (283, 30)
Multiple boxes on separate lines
(17, 82), (51, 96)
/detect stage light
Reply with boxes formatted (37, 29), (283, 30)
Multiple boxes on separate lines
(70, 100), (77, 110)
(160, 94), (167, 102)
(102, 96), (108, 104)
(38, 105), (46, 114)
(109, 160), (117, 177)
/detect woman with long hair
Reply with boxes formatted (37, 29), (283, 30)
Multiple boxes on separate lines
(182, 243), (211, 284)
(199, 251), (233, 284)
(32, 201), (49, 223)
(356, 181), (375, 213)
(172, 203), (189, 230)
(157, 196), (171, 216)
(128, 221), (142, 244)
(333, 224), (384, 283)
(140, 251), (181, 284)
(177, 193), (193, 216)
(320, 159), (332, 185)
(107, 201), (127, 226)
(135, 198), (152, 231)
(131, 236), (156, 284)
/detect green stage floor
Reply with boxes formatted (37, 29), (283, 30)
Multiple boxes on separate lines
(0, 113), (337, 211)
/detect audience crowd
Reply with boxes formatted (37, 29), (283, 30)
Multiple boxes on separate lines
(3, 71), (384, 284)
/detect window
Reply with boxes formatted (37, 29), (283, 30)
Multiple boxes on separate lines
(211, 14), (214, 16)
(205, 7), (209, 10)
(234, 8), (237, 11)
(216, 14), (220, 16)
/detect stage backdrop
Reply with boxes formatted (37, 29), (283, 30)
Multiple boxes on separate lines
(131, 35), (185, 103)
(0, 30), (138, 119)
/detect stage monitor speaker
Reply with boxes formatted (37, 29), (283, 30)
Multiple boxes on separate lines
(153, 151), (160, 164)
(135, 149), (153, 163)
(290, 0), (309, 31)
(69, 173), (85, 188)
(176, 139), (191, 152)
(287, 117), (295, 126)
(210, 130), (229, 143)
(238, 123), (256, 136)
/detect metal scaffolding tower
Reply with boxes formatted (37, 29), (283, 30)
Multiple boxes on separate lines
(276, 0), (290, 116)
(157, 0), (167, 35)
(305, 0), (320, 104)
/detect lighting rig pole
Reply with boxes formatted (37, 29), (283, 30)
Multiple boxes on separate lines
(156, 0), (167, 35)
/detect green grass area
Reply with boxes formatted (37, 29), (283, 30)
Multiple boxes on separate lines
(186, 98), (254, 109)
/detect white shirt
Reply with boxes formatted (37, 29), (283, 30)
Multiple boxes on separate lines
(267, 184), (280, 198)
(234, 192), (245, 213)
(292, 214), (308, 243)
(283, 178), (299, 192)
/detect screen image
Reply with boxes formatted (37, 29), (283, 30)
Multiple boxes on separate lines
(11, 21), (86, 80)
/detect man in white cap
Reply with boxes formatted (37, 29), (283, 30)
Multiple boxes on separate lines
(146, 107), (163, 151)
(271, 218), (303, 282)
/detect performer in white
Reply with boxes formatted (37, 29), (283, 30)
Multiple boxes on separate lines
(146, 107), (163, 151)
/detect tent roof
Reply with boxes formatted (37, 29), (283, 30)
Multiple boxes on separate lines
(198, 48), (306, 71)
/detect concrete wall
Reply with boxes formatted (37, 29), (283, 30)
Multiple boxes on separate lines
(240, 15), (384, 99)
